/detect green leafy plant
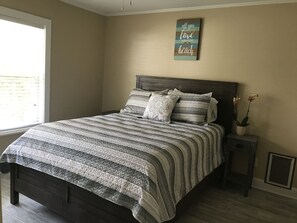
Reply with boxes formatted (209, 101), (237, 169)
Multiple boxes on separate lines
(233, 94), (259, 127)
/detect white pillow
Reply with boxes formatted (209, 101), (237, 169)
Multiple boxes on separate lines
(142, 94), (179, 123)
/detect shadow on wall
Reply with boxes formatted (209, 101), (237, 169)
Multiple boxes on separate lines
(0, 133), (23, 154)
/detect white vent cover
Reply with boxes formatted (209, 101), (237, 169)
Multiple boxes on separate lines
(265, 153), (296, 190)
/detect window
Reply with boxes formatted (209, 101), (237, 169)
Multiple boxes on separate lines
(0, 7), (51, 135)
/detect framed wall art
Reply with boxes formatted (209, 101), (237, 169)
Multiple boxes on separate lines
(174, 18), (202, 60)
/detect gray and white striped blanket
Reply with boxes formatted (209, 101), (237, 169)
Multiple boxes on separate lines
(0, 113), (224, 223)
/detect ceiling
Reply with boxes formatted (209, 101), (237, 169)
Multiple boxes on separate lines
(60, 0), (296, 16)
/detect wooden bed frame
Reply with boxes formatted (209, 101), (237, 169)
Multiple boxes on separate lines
(10, 75), (238, 223)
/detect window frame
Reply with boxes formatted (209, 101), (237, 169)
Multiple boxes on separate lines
(0, 7), (51, 136)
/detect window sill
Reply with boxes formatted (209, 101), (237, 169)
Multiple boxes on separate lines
(0, 125), (38, 137)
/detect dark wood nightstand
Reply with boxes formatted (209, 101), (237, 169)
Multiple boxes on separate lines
(222, 133), (259, 197)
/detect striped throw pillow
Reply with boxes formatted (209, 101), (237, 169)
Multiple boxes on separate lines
(121, 88), (168, 115)
(168, 89), (212, 124)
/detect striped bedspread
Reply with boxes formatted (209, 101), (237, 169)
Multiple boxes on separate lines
(0, 113), (224, 223)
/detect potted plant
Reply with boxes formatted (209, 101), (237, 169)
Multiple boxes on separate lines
(233, 94), (259, 136)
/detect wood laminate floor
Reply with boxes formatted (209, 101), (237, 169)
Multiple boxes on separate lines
(1, 173), (297, 223)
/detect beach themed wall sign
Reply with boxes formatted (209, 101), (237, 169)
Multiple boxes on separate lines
(174, 18), (202, 60)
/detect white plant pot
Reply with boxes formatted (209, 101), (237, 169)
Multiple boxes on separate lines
(236, 126), (247, 136)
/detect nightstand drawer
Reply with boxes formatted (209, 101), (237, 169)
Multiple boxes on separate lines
(227, 139), (250, 151)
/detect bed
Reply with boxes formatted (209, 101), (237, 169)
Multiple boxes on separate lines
(1, 75), (237, 223)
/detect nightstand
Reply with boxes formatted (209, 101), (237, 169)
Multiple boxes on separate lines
(222, 133), (259, 197)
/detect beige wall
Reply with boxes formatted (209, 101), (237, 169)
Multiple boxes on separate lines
(0, 0), (106, 151)
(102, 4), (297, 187)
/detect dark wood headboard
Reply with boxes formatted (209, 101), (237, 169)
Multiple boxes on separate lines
(136, 75), (238, 135)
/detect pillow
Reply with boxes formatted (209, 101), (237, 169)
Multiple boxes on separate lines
(173, 89), (218, 123)
(121, 88), (168, 115)
(207, 98), (218, 123)
(142, 94), (179, 123)
(168, 89), (212, 124)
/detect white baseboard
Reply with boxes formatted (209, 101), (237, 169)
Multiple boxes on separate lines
(252, 177), (297, 200)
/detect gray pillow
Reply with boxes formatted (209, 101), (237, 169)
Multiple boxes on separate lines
(172, 89), (218, 123)
(142, 94), (179, 123)
(207, 97), (218, 123)
(168, 89), (212, 124)
(121, 88), (168, 115)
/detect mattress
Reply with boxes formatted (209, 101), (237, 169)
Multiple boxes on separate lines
(0, 113), (224, 223)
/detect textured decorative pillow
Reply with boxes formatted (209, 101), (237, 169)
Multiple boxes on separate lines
(121, 88), (168, 115)
(168, 89), (212, 124)
(142, 94), (179, 123)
